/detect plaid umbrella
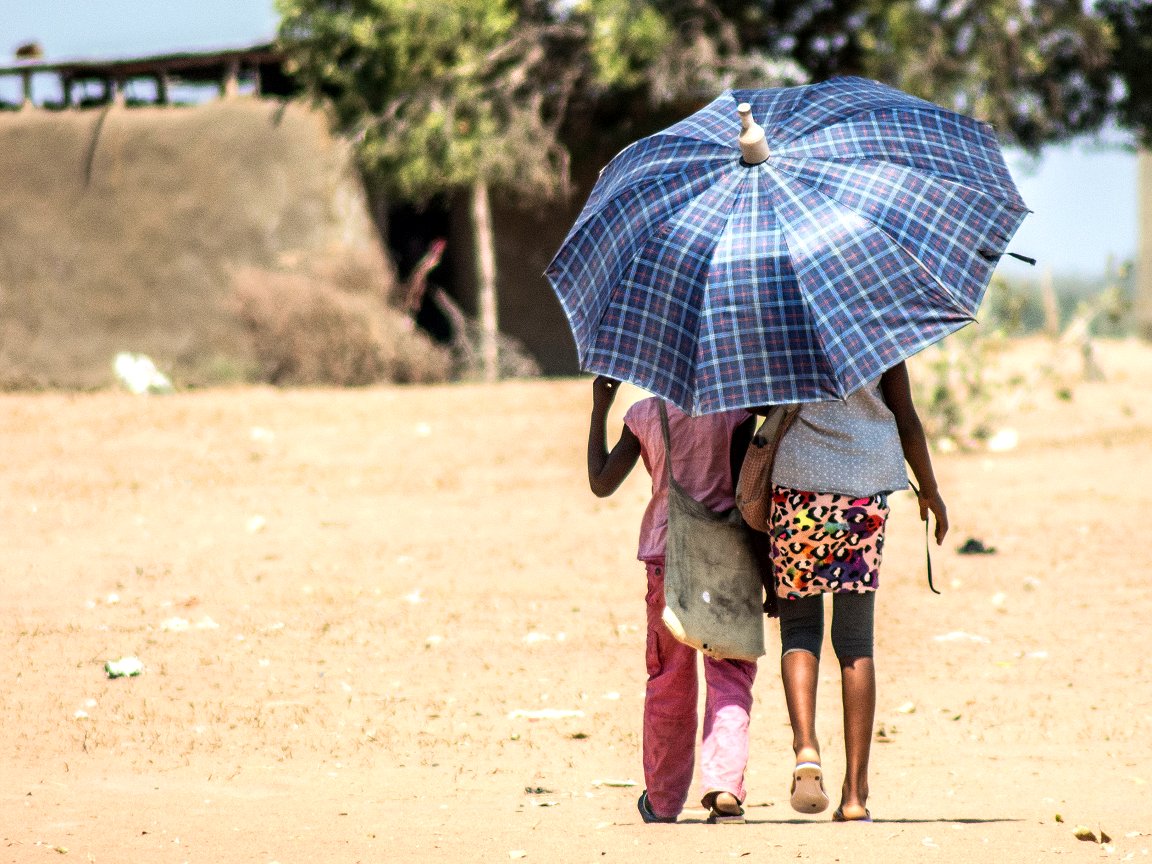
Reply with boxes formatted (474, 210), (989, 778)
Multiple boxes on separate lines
(545, 76), (1030, 415)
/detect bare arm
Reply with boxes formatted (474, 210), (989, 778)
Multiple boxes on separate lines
(587, 376), (641, 498)
(880, 362), (949, 544)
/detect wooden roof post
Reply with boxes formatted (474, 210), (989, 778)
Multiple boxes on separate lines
(222, 58), (240, 99)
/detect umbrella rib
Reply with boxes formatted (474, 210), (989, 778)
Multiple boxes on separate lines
(778, 105), (1020, 200)
(768, 160), (1009, 313)
(768, 167), (974, 391)
(777, 153), (1025, 210)
(569, 153), (733, 238)
(764, 179), (846, 399)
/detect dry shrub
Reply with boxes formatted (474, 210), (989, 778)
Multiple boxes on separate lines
(231, 266), (451, 386)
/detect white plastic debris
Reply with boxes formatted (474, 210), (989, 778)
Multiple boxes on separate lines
(933, 631), (991, 644)
(986, 428), (1019, 452)
(507, 709), (585, 720)
(896, 701), (916, 714)
(113, 352), (173, 394)
(249, 426), (275, 442)
(105, 656), (144, 678)
(160, 617), (191, 632)
(246, 515), (267, 534)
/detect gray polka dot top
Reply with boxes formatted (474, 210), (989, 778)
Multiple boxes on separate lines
(770, 378), (910, 498)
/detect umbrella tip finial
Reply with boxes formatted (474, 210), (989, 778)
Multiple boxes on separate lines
(737, 103), (770, 165)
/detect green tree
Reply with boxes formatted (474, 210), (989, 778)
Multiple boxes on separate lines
(278, 0), (580, 381)
(1099, 0), (1152, 147)
(584, 0), (1117, 150)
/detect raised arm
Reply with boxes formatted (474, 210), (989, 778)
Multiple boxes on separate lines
(587, 376), (641, 498)
(880, 362), (949, 544)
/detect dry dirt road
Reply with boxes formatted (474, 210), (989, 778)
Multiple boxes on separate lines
(2, 339), (1150, 863)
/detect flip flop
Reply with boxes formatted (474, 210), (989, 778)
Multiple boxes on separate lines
(636, 791), (677, 824)
(832, 806), (872, 823)
(790, 762), (830, 814)
(701, 791), (746, 825)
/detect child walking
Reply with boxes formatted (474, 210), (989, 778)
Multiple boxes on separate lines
(587, 376), (758, 825)
(764, 360), (948, 822)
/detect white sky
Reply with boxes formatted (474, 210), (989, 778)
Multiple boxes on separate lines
(0, 0), (1139, 277)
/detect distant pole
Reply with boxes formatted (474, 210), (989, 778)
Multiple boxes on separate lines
(222, 59), (240, 99)
(20, 70), (31, 108)
(1041, 266), (1060, 337)
(471, 179), (500, 382)
(1138, 148), (1152, 341)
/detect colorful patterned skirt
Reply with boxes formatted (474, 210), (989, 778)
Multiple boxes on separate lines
(770, 486), (889, 599)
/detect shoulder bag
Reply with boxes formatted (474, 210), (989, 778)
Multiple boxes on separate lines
(658, 401), (766, 661)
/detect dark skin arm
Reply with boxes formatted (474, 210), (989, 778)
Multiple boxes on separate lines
(587, 376), (641, 497)
(880, 361), (949, 544)
(588, 378), (755, 497)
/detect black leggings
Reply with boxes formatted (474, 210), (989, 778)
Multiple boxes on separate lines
(777, 592), (875, 661)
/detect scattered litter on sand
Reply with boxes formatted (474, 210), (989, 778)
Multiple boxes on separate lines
(957, 538), (996, 555)
(933, 631), (991, 644)
(507, 709), (585, 720)
(986, 428), (1019, 452)
(113, 352), (173, 394)
(104, 656), (143, 678)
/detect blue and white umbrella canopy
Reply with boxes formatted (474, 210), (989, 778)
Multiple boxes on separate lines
(546, 76), (1030, 415)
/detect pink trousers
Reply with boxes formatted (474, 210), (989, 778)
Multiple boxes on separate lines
(642, 560), (757, 819)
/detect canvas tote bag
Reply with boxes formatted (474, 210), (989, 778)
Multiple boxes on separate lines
(657, 402), (765, 662)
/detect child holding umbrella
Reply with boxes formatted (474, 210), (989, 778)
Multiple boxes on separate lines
(587, 376), (758, 825)
(762, 360), (948, 822)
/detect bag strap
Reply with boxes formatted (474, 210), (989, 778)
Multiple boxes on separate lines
(907, 479), (940, 595)
(656, 400), (677, 486)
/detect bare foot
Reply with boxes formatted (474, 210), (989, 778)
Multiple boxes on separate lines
(795, 745), (821, 765)
(711, 792), (742, 816)
(703, 791), (746, 824)
(833, 802), (871, 822)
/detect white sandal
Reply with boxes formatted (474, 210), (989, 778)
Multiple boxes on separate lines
(790, 762), (830, 813)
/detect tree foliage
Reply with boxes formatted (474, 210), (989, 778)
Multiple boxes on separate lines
(583, 0), (1118, 150)
(1098, 0), (1152, 147)
(279, 0), (1147, 203)
(277, 0), (581, 202)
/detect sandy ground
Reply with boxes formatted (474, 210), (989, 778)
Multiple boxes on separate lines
(2, 338), (1151, 864)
